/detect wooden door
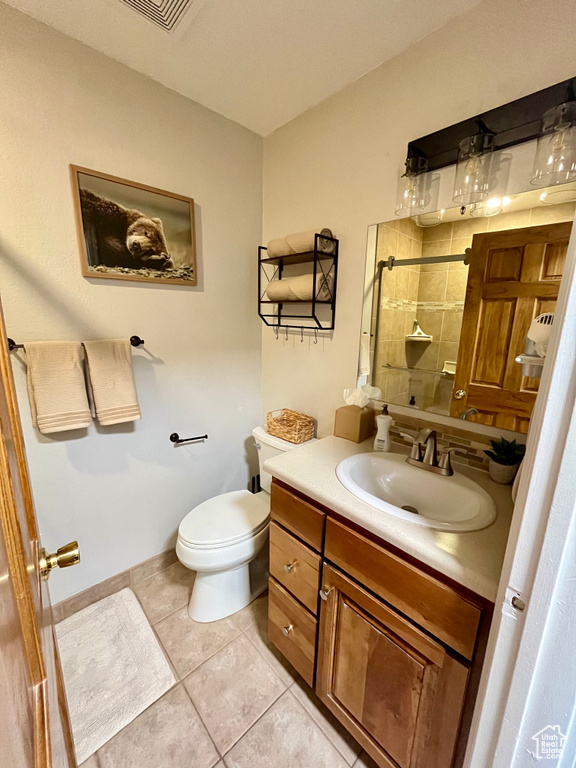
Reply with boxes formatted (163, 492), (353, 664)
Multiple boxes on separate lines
(0, 302), (76, 768)
(451, 222), (570, 432)
(316, 563), (469, 768)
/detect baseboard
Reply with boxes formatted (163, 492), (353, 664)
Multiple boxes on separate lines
(52, 549), (178, 623)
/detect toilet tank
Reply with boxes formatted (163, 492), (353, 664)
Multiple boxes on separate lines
(252, 426), (315, 493)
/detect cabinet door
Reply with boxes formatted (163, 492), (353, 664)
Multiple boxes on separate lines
(316, 564), (469, 768)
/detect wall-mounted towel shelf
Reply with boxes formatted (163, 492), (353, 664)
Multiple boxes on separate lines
(258, 232), (339, 333)
(7, 335), (145, 351)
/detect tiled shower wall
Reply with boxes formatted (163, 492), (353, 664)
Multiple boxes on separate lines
(372, 200), (576, 412)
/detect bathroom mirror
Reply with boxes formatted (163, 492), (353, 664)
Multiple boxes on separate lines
(360, 187), (575, 433)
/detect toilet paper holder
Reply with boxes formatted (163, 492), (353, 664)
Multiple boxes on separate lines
(170, 432), (208, 445)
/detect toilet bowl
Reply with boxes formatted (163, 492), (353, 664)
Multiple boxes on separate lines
(176, 426), (315, 623)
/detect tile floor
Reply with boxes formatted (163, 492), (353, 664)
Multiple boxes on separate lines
(78, 560), (378, 768)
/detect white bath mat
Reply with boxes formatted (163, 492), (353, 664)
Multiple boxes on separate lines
(56, 587), (176, 763)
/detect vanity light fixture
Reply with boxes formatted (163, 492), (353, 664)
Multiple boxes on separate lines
(414, 209), (445, 227)
(531, 102), (576, 187)
(469, 196), (511, 218)
(395, 156), (429, 218)
(540, 186), (576, 204)
(452, 133), (496, 205)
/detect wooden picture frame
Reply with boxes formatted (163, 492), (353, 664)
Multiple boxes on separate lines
(70, 165), (197, 286)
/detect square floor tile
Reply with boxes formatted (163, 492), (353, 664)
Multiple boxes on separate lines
(353, 752), (380, 768)
(244, 622), (297, 688)
(79, 755), (100, 768)
(184, 634), (285, 753)
(291, 679), (361, 764)
(224, 690), (349, 768)
(156, 606), (241, 678)
(133, 562), (194, 624)
(97, 684), (218, 768)
(233, 592), (267, 632)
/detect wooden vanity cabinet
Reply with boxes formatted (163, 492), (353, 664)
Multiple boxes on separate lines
(316, 564), (468, 768)
(267, 480), (488, 768)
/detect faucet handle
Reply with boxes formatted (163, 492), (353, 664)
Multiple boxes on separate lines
(409, 441), (422, 460)
(438, 447), (458, 475)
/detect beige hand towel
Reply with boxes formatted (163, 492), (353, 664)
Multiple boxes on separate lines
(265, 273), (333, 302)
(24, 341), (92, 434)
(84, 340), (141, 426)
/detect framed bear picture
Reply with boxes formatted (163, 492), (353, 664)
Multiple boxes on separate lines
(70, 165), (197, 286)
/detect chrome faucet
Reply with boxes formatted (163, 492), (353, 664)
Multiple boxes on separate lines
(459, 407), (479, 420)
(406, 428), (455, 476)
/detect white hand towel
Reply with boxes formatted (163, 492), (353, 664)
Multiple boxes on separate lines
(358, 333), (371, 376)
(83, 340), (141, 426)
(24, 342), (92, 434)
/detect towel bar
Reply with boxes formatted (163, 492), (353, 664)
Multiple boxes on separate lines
(7, 335), (145, 351)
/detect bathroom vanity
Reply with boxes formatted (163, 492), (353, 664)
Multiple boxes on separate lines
(264, 437), (513, 768)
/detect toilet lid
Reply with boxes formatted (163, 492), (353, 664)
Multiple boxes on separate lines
(178, 490), (270, 548)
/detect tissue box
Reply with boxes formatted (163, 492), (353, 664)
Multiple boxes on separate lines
(334, 406), (375, 443)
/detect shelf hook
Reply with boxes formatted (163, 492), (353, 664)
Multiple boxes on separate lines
(274, 326), (279, 340)
(301, 327), (304, 343)
(314, 329), (318, 345)
(285, 327), (289, 341)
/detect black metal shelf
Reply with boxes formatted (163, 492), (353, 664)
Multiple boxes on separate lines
(258, 233), (339, 333)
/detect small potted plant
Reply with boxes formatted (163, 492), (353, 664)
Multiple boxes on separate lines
(484, 437), (526, 484)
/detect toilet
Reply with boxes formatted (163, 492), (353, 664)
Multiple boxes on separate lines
(176, 426), (314, 622)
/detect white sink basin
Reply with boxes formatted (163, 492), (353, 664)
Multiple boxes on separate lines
(336, 452), (496, 532)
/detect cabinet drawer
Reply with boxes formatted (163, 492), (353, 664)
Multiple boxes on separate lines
(325, 518), (481, 660)
(271, 481), (325, 551)
(268, 577), (317, 686)
(270, 522), (321, 614)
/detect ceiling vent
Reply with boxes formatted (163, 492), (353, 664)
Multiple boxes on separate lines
(119, 0), (203, 33)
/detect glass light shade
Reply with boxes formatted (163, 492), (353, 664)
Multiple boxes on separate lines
(395, 157), (429, 218)
(452, 133), (495, 205)
(531, 102), (576, 188)
(539, 185), (576, 204)
(469, 198), (502, 217)
(414, 209), (444, 227)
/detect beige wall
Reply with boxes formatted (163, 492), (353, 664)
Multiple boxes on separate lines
(262, 0), (576, 437)
(0, 5), (263, 602)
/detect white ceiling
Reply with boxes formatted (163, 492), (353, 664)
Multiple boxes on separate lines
(4, 0), (485, 135)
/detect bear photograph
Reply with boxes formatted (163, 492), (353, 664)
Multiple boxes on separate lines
(71, 166), (196, 286)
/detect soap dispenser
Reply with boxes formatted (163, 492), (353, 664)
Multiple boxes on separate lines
(374, 405), (393, 452)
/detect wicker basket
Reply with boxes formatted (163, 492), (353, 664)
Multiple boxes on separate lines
(267, 408), (315, 444)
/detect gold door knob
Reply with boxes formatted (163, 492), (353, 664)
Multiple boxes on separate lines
(39, 541), (80, 581)
(454, 389), (467, 400)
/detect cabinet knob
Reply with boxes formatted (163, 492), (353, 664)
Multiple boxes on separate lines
(284, 562), (296, 574)
(282, 624), (293, 636)
(454, 389), (467, 400)
(319, 586), (333, 601)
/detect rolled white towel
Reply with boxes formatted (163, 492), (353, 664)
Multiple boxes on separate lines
(266, 273), (333, 302)
(266, 237), (293, 258)
(266, 228), (335, 258)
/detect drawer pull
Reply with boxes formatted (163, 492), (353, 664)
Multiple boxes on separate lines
(282, 624), (293, 636)
(284, 561), (297, 574)
(319, 586), (333, 601)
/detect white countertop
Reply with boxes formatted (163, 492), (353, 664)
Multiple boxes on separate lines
(264, 436), (514, 602)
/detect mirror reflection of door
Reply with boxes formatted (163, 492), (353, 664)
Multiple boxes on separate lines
(451, 222), (570, 433)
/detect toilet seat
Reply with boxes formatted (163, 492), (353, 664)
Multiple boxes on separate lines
(178, 490), (270, 550)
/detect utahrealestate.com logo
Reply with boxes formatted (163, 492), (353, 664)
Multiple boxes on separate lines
(532, 725), (566, 760)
